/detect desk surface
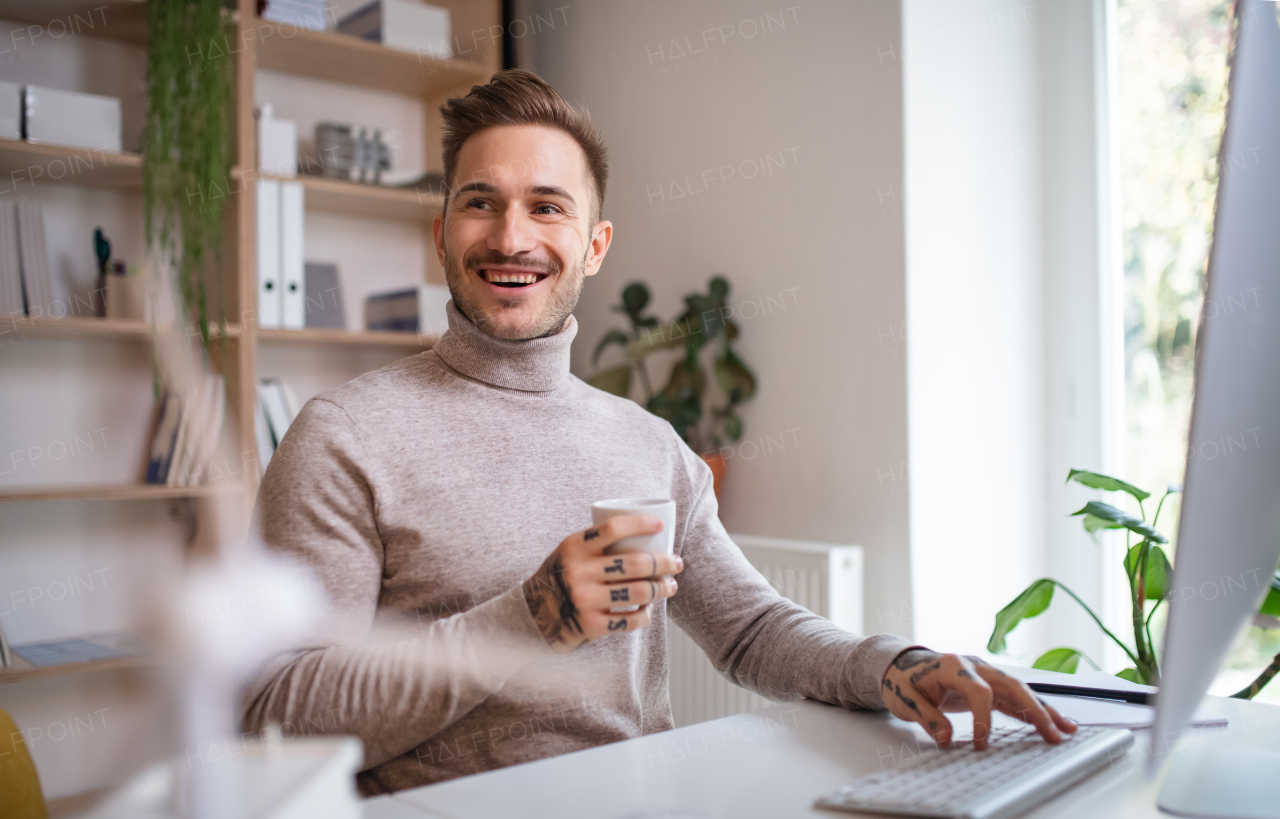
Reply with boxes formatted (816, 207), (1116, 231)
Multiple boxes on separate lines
(365, 694), (1278, 819)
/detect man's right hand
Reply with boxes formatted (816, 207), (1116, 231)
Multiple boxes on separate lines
(522, 514), (683, 653)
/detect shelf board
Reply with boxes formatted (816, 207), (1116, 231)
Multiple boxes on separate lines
(3, 315), (151, 340)
(0, 1), (148, 45)
(245, 169), (444, 221)
(255, 20), (490, 97)
(257, 327), (437, 348)
(0, 651), (150, 685)
(0, 138), (142, 190)
(0, 483), (242, 504)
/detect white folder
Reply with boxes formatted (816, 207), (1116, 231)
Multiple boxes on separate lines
(280, 181), (305, 330)
(256, 179), (282, 328)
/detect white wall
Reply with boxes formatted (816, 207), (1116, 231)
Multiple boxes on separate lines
(904, 0), (1114, 662)
(528, 0), (914, 639)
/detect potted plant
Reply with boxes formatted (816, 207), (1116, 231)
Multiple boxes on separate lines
(988, 469), (1280, 698)
(589, 276), (757, 497)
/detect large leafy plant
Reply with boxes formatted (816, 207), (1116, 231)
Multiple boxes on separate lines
(143, 0), (233, 344)
(589, 277), (756, 453)
(989, 469), (1280, 698)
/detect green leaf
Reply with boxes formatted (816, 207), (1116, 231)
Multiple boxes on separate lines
(1082, 513), (1125, 542)
(626, 320), (688, 360)
(724, 414), (743, 441)
(1260, 572), (1280, 618)
(1116, 668), (1143, 684)
(1124, 543), (1173, 599)
(1066, 469), (1151, 502)
(621, 282), (650, 317)
(988, 579), (1055, 654)
(592, 329), (630, 368)
(588, 365), (632, 397)
(1071, 501), (1167, 543)
(1032, 647), (1084, 674)
(713, 349), (757, 404)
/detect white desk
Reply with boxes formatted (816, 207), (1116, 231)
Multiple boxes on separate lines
(364, 695), (1279, 819)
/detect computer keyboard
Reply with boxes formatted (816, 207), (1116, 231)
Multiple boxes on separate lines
(814, 724), (1134, 819)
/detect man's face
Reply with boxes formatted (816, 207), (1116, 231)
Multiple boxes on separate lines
(432, 125), (613, 340)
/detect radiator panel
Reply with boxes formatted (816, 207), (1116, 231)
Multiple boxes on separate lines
(667, 535), (864, 727)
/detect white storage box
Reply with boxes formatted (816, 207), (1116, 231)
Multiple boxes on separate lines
(338, 0), (452, 60)
(23, 85), (122, 152)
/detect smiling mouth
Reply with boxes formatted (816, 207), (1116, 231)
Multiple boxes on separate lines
(478, 268), (550, 289)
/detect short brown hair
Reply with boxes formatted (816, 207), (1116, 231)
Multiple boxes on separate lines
(439, 69), (608, 224)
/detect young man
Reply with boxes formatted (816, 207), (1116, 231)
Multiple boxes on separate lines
(243, 70), (1074, 796)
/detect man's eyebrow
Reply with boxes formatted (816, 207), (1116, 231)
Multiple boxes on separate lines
(452, 181), (498, 203)
(530, 185), (575, 205)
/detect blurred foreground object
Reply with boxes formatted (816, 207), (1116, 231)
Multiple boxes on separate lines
(0, 707), (49, 819)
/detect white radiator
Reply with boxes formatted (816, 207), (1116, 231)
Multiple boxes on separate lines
(667, 534), (864, 727)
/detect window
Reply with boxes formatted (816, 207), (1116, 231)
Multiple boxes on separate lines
(1116, 0), (1278, 702)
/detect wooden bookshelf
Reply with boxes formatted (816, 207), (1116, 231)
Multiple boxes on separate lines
(0, 138), (142, 191)
(255, 21), (490, 97)
(0, 1), (148, 45)
(242, 169), (444, 222)
(258, 327), (438, 348)
(0, 483), (242, 504)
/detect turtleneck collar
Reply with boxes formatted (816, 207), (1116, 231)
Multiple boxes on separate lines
(431, 300), (576, 393)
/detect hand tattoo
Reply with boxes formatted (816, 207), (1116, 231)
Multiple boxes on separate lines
(608, 618), (628, 631)
(524, 553), (584, 651)
(909, 661), (941, 687)
(604, 558), (625, 575)
(611, 588), (630, 602)
(892, 648), (942, 671)
(584, 528), (600, 541)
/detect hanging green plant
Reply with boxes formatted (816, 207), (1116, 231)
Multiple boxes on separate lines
(143, 0), (233, 344)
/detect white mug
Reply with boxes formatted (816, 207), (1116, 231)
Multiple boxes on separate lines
(591, 498), (676, 556)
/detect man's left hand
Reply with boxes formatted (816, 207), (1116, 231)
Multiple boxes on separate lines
(881, 649), (1077, 749)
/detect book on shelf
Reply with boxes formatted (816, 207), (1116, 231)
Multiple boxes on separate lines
(263, 0), (331, 31)
(364, 284), (450, 334)
(11, 201), (55, 320)
(304, 262), (345, 329)
(337, 0), (453, 60)
(144, 375), (227, 486)
(0, 201), (23, 320)
(256, 178), (306, 329)
(22, 84), (122, 153)
(8, 631), (146, 670)
(257, 377), (303, 474)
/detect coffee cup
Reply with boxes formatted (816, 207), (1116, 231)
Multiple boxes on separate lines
(590, 498), (676, 556)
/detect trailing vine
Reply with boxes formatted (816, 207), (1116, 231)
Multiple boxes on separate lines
(143, 0), (233, 344)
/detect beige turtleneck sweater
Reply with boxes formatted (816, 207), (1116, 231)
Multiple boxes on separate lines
(242, 301), (910, 796)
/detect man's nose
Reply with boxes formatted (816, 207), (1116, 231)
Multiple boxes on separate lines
(488, 207), (538, 256)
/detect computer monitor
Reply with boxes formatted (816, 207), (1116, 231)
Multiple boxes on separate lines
(1152, 0), (1280, 809)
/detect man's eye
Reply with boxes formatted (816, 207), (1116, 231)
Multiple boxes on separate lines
(466, 198), (491, 209)
(534, 204), (561, 215)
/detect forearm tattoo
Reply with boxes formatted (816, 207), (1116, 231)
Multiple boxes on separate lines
(523, 553), (585, 650)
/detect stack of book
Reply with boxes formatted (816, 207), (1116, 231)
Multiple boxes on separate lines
(255, 377), (302, 474)
(0, 201), (56, 321)
(337, 0), (453, 59)
(144, 374), (227, 486)
(364, 284), (450, 334)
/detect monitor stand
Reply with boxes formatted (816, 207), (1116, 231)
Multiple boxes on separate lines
(1157, 732), (1280, 818)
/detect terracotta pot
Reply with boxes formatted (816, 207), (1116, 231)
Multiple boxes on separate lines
(699, 452), (727, 500)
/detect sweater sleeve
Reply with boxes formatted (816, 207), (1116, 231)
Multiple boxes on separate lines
(667, 446), (913, 711)
(240, 398), (553, 769)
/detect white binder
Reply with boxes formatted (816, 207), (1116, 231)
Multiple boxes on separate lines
(256, 179), (282, 328)
(280, 181), (305, 330)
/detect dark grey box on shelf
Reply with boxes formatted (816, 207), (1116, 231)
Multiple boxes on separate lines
(304, 262), (345, 329)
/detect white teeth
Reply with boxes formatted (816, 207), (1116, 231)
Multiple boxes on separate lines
(485, 270), (538, 284)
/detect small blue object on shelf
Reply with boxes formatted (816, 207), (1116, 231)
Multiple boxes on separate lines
(13, 634), (143, 668)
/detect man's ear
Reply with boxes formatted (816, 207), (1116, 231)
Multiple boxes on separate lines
(583, 220), (613, 278)
(432, 211), (446, 266)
